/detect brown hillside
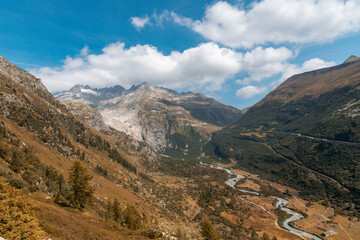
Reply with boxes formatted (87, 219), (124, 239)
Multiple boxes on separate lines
(0, 57), (201, 239)
(257, 57), (360, 105)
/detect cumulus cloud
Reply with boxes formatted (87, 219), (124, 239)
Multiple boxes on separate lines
(301, 58), (336, 72)
(130, 16), (150, 31)
(236, 85), (267, 99)
(236, 46), (294, 84)
(172, 0), (360, 48)
(31, 41), (334, 99)
(31, 42), (243, 92)
(32, 42), (301, 93)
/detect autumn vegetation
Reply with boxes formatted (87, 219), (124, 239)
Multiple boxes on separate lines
(0, 182), (44, 239)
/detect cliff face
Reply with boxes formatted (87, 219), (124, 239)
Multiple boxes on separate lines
(56, 83), (242, 153)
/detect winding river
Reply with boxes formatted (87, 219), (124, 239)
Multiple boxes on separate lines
(201, 162), (322, 240)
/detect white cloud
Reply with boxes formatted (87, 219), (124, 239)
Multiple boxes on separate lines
(31, 42), (243, 92)
(31, 41), (335, 99)
(236, 46), (294, 84)
(80, 45), (89, 56)
(236, 85), (267, 99)
(301, 58), (336, 72)
(130, 16), (150, 31)
(173, 0), (360, 48)
(152, 10), (171, 26)
(170, 12), (193, 27)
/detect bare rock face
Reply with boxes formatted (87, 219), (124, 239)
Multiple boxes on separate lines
(56, 83), (242, 152)
(0, 56), (53, 101)
(61, 101), (109, 131)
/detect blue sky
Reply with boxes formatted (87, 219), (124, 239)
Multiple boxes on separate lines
(1, 0), (360, 109)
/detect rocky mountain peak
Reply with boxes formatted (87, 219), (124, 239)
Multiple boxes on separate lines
(69, 84), (92, 92)
(69, 84), (84, 92)
(344, 55), (360, 64)
(135, 82), (152, 92)
(139, 82), (150, 87)
(57, 82), (242, 152)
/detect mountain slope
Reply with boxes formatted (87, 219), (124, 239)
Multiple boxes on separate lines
(233, 56), (360, 141)
(0, 56), (199, 239)
(56, 83), (242, 154)
(205, 56), (360, 215)
(0, 56), (261, 240)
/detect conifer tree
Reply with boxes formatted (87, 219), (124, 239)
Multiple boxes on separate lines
(68, 161), (94, 208)
(124, 203), (141, 230)
(105, 199), (112, 221)
(54, 174), (68, 204)
(262, 232), (270, 240)
(112, 198), (121, 223)
(201, 220), (219, 240)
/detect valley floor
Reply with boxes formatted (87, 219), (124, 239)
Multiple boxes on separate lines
(213, 162), (360, 240)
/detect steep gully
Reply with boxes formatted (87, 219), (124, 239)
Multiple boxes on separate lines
(200, 162), (322, 240)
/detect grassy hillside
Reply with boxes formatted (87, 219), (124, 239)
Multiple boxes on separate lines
(205, 58), (360, 216)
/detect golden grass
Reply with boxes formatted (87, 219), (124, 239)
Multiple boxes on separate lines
(220, 212), (239, 225)
(239, 132), (267, 138)
(237, 179), (261, 192)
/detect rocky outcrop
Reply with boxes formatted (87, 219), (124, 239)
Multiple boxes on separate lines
(0, 56), (53, 101)
(61, 101), (109, 131)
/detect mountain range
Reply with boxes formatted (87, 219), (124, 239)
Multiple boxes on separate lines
(55, 83), (242, 155)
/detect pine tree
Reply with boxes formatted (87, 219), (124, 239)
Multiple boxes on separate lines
(262, 232), (270, 240)
(112, 198), (121, 223)
(54, 174), (68, 204)
(201, 220), (219, 240)
(80, 151), (85, 161)
(68, 161), (94, 208)
(124, 203), (141, 230)
(105, 198), (112, 220)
